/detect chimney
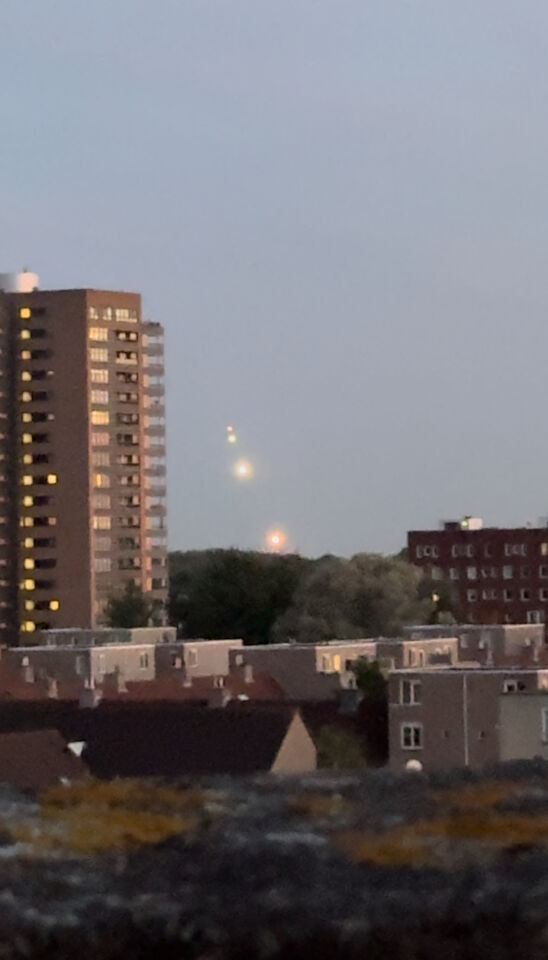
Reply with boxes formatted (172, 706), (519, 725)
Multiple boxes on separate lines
(208, 686), (232, 708)
(21, 659), (34, 684)
(243, 663), (254, 684)
(181, 667), (192, 688)
(79, 677), (102, 709)
(113, 667), (127, 694)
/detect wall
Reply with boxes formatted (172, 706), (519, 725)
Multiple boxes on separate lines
(156, 639), (243, 678)
(389, 669), (543, 772)
(271, 712), (317, 773)
(499, 693), (548, 761)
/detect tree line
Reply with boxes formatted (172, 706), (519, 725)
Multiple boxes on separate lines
(104, 548), (457, 641)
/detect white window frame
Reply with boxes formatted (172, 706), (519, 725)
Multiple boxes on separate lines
(400, 679), (422, 705)
(502, 565), (513, 580)
(401, 723), (423, 750)
(467, 566), (477, 580)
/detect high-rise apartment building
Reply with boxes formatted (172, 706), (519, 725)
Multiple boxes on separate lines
(0, 271), (168, 643)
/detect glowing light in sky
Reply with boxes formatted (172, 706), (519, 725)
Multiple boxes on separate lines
(234, 458), (253, 479)
(265, 528), (286, 552)
(227, 432), (237, 444)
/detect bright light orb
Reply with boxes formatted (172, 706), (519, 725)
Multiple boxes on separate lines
(226, 425), (234, 433)
(266, 528), (286, 552)
(234, 459), (253, 479)
(227, 432), (237, 444)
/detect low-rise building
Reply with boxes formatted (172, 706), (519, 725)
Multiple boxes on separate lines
(229, 639), (459, 701)
(155, 638), (243, 679)
(389, 667), (548, 772)
(7, 643), (156, 686)
(36, 627), (177, 648)
(404, 623), (545, 666)
(228, 641), (378, 700)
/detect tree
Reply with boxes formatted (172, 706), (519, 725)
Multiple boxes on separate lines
(353, 659), (389, 766)
(315, 724), (366, 770)
(104, 582), (152, 629)
(272, 553), (431, 643)
(168, 549), (311, 644)
(353, 658), (387, 701)
(417, 576), (458, 624)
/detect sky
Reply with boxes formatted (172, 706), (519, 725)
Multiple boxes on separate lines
(2, 1), (548, 557)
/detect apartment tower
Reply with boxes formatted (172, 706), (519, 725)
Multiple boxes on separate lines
(0, 271), (168, 643)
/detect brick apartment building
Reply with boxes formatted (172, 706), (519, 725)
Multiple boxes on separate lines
(408, 516), (548, 631)
(0, 271), (168, 642)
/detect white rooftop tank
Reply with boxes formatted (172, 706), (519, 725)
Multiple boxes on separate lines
(0, 271), (39, 293)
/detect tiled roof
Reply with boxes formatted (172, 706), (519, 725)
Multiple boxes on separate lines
(0, 729), (87, 791)
(0, 701), (302, 777)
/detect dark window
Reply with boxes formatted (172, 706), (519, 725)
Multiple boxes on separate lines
(34, 579), (55, 589)
(34, 538), (56, 548)
(117, 413), (139, 425)
(35, 559), (56, 569)
(33, 496), (53, 506)
(30, 349), (52, 360)
(28, 412), (54, 422)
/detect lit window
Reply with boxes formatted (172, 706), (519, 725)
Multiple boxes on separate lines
(22, 454), (32, 465)
(91, 369), (109, 384)
(19, 308), (31, 319)
(20, 330), (30, 340)
(21, 434), (32, 445)
(22, 496), (33, 506)
(22, 475), (32, 486)
(24, 600), (35, 611)
(23, 538), (34, 548)
(21, 413), (32, 423)
(46, 474), (57, 485)
(21, 371), (31, 382)
(91, 410), (109, 425)
(21, 392), (31, 403)
(22, 621), (36, 632)
(21, 517), (33, 528)
(23, 579), (35, 590)
(23, 559), (34, 570)
(94, 473), (110, 488)
(20, 350), (31, 361)
(91, 432), (109, 446)
(88, 327), (108, 342)
(91, 390), (109, 404)
(93, 516), (111, 530)
(90, 348), (108, 362)
(49, 599), (59, 611)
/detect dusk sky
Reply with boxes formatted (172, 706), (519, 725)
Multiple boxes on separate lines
(2, 1), (548, 557)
